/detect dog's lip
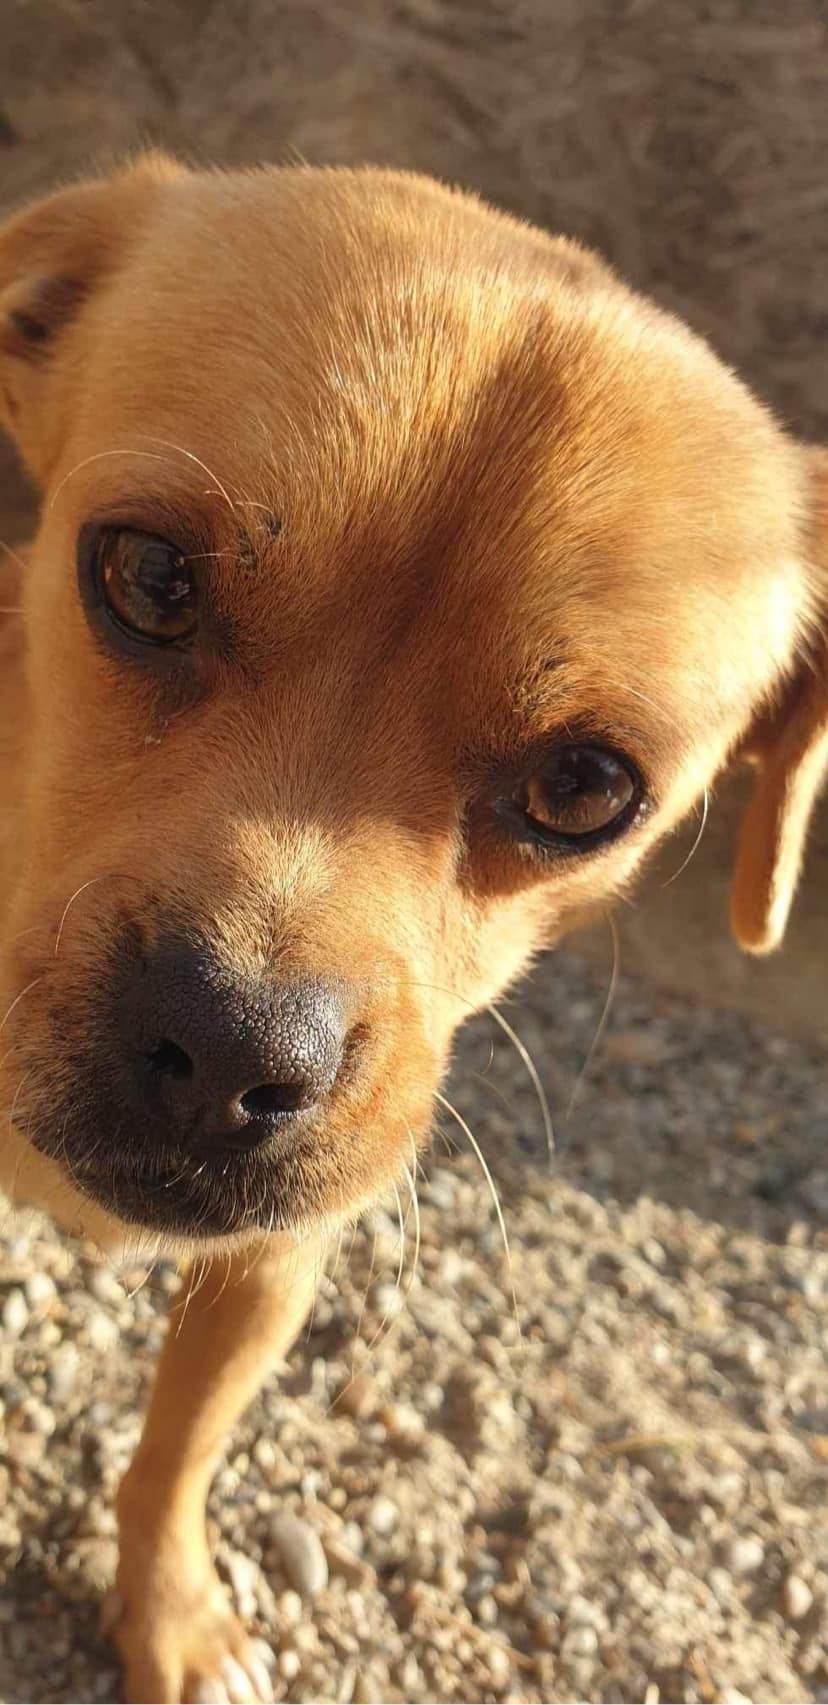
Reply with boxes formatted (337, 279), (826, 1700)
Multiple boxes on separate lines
(68, 1149), (264, 1197)
(33, 1134), (301, 1237)
(66, 1152), (292, 1238)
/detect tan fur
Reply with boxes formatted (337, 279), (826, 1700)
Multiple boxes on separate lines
(1, 156), (826, 1701)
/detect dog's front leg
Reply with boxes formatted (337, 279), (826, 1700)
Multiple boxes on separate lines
(110, 1234), (323, 1704)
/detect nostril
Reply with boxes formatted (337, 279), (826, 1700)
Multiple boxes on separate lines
(240, 1080), (306, 1120)
(148, 1038), (194, 1082)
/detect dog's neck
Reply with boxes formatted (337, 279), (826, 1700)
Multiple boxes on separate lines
(0, 551), (27, 910)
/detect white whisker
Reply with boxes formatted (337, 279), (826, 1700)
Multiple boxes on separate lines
(433, 1088), (519, 1329)
(400, 1160), (421, 1299)
(135, 435), (238, 518)
(49, 449), (171, 511)
(53, 877), (108, 958)
(124, 1262), (156, 1302)
(362, 1186), (408, 1357)
(391, 1183), (407, 1293)
(0, 538), (29, 574)
(661, 787), (710, 888)
(201, 1250), (234, 1317)
(0, 976), (43, 1041)
(487, 1003), (555, 1164)
(354, 1218), (379, 1333)
(567, 911), (620, 1117)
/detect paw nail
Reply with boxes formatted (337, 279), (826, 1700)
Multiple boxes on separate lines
(222, 1655), (256, 1702)
(190, 1680), (229, 1704)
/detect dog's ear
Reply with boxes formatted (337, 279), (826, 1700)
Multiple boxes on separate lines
(0, 153), (181, 481)
(731, 448), (828, 954)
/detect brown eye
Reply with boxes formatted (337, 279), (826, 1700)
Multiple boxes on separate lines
(511, 744), (640, 849)
(92, 527), (197, 645)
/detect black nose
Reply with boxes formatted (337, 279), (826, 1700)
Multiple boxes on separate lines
(120, 942), (345, 1151)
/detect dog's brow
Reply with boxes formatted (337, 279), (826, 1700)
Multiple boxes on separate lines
(77, 492), (263, 571)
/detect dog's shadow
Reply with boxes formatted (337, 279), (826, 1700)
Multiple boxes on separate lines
(444, 945), (828, 1247)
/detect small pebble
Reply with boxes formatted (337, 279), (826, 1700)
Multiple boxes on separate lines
(25, 1272), (57, 1311)
(726, 1535), (765, 1575)
(487, 1645), (512, 1689)
(352, 1670), (385, 1703)
(424, 1170), (456, 1209)
(782, 1572), (813, 1619)
(278, 1649), (301, 1682)
(2, 1288), (29, 1336)
(567, 1594), (606, 1630)
(398, 1654), (421, 1690)
(271, 1514), (329, 1597)
(708, 1567), (734, 1606)
(334, 1372), (377, 1418)
(86, 1266), (124, 1307)
(380, 1400), (424, 1439)
(252, 1437), (277, 1472)
(86, 1309), (120, 1353)
(25, 1398), (55, 1436)
(47, 1343), (81, 1403)
(323, 1537), (375, 1587)
(337, 1662), (357, 1703)
(278, 1589), (304, 1628)
(437, 1562), (467, 1595)
(341, 1521), (364, 1555)
(533, 1613), (560, 1650)
(562, 1623), (599, 1658)
(370, 1283), (405, 1320)
(300, 1468), (323, 1500)
(466, 1570), (498, 1604)
(366, 1494), (399, 1535)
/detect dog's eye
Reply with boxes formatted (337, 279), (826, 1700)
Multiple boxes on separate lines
(506, 744), (641, 850)
(91, 527), (197, 646)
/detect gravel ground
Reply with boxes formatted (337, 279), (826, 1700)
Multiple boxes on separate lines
(1, 945), (827, 1705)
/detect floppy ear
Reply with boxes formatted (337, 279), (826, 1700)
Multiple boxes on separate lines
(0, 153), (180, 482)
(730, 448), (828, 954)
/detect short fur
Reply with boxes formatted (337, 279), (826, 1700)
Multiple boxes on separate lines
(1, 157), (826, 1701)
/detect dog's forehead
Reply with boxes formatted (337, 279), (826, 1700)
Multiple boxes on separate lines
(63, 171), (806, 756)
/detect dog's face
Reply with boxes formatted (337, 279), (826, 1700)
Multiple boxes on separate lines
(1, 159), (826, 1247)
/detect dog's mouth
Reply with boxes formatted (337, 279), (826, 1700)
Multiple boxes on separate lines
(31, 1129), (322, 1239)
(73, 1158), (273, 1238)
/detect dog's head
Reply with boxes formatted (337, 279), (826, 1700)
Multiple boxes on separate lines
(0, 158), (825, 1247)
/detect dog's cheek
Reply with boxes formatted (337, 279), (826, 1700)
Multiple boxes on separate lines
(432, 880), (549, 1021)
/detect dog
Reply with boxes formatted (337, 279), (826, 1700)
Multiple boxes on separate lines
(1, 153), (826, 1703)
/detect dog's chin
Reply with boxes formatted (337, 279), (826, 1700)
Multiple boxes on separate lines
(28, 1129), (316, 1240)
(71, 1160), (289, 1239)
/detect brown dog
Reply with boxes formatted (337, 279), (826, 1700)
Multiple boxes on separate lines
(1, 154), (826, 1702)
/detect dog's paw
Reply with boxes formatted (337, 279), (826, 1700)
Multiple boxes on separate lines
(103, 1578), (276, 1704)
